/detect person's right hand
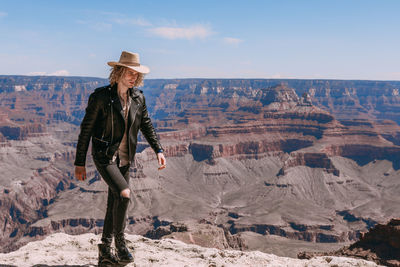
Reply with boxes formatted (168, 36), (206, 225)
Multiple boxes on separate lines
(75, 166), (87, 181)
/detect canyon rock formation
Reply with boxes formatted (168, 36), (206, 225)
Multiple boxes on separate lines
(0, 76), (399, 258)
(298, 218), (400, 267)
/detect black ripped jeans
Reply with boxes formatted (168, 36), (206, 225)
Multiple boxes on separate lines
(93, 155), (131, 243)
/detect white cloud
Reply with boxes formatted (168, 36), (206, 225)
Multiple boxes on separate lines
(269, 73), (290, 79)
(149, 24), (214, 40)
(0, 11), (7, 18)
(27, 70), (70, 76)
(27, 72), (47, 76)
(146, 48), (176, 55)
(223, 37), (243, 45)
(113, 17), (151, 26)
(78, 11), (151, 30)
(76, 20), (112, 31)
(95, 11), (150, 26)
(378, 72), (400, 80)
(50, 70), (70, 76)
(92, 22), (112, 31)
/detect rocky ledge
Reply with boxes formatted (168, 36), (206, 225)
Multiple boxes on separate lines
(0, 232), (383, 267)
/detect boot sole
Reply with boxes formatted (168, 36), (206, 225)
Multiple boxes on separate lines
(116, 262), (131, 266)
(98, 262), (116, 267)
(99, 258), (118, 266)
(117, 258), (134, 266)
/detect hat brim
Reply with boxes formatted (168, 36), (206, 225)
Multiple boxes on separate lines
(107, 62), (150, 74)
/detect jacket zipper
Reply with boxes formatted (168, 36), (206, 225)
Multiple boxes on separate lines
(105, 93), (114, 157)
(111, 101), (114, 144)
(128, 97), (141, 161)
(110, 98), (114, 153)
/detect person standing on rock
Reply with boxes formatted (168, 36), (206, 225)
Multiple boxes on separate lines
(74, 51), (166, 266)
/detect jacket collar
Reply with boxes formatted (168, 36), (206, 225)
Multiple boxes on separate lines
(109, 83), (140, 117)
(110, 83), (140, 99)
(129, 87), (141, 99)
(109, 83), (121, 114)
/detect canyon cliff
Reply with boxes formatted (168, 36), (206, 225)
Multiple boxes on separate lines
(0, 76), (399, 258)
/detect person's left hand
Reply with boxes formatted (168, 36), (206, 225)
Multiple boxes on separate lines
(157, 152), (166, 170)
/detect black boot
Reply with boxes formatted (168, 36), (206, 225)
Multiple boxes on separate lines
(115, 233), (134, 264)
(98, 239), (119, 267)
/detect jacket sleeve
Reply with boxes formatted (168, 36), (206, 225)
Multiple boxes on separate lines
(74, 92), (101, 166)
(139, 94), (164, 154)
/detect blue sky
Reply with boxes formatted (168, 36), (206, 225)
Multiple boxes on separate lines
(0, 0), (399, 80)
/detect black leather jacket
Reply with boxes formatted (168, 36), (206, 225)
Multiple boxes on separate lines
(74, 83), (163, 166)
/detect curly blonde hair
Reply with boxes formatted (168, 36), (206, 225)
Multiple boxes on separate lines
(109, 66), (145, 87)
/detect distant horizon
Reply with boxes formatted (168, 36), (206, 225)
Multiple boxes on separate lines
(1, 74), (400, 83)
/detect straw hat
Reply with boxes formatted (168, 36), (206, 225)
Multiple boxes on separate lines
(107, 51), (150, 74)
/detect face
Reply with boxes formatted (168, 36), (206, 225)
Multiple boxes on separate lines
(119, 68), (139, 88)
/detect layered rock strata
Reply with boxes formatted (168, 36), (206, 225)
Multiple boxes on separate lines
(298, 218), (400, 267)
(1, 76), (400, 257)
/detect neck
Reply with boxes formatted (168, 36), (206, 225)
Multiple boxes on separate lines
(117, 83), (129, 96)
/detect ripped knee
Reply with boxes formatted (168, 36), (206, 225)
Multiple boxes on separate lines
(120, 188), (130, 199)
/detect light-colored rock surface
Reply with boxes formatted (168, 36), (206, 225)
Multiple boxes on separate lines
(0, 233), (383, 267)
